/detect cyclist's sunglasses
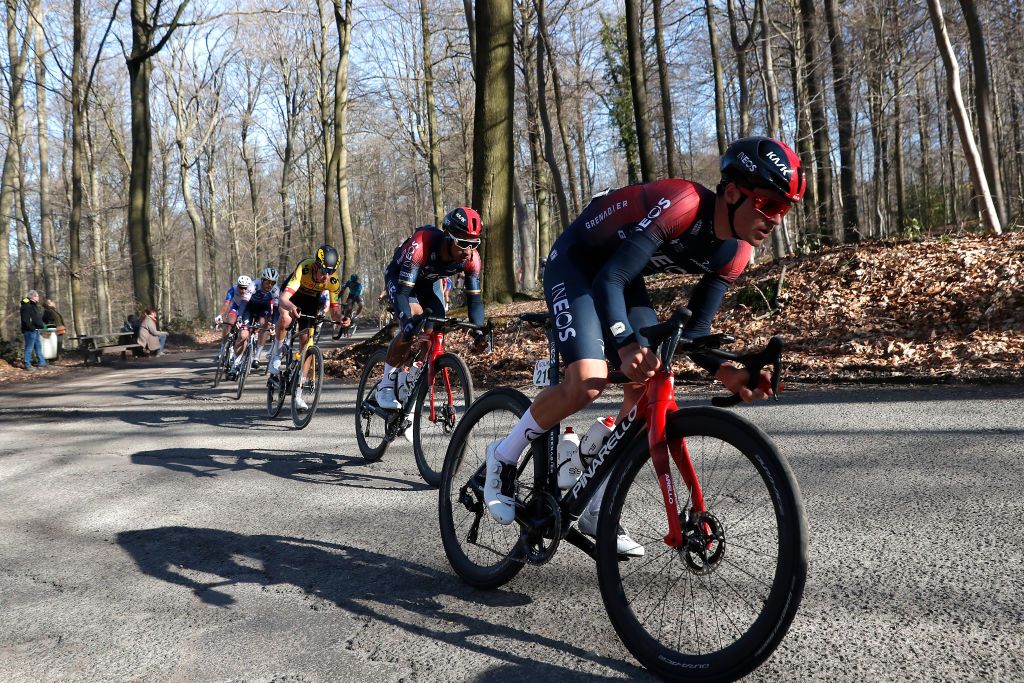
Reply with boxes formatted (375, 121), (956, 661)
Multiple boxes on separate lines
(736, 185), (793, 220)
(450, 235), (481, 250)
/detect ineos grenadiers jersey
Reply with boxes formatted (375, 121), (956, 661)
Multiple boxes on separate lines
(224, 282), (255, 308)
(384, 226), (483, 326)
(549, 179), (751, 351)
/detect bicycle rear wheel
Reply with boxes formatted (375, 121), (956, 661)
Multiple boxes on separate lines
(596, 407), (808, 683)
(439, 387), (532, 589)
(234, 343), (252, 400)
(291, 345), (324, 429)
(355, 349), (391, 461)
(413, 352), (474, 487)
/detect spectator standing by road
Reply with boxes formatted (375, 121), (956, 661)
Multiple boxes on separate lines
(20, 290), (47, 370)
(42, 297), (65, 355)
(138, 307), (169, 356)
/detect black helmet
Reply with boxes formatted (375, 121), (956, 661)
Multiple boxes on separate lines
(350, 273), (360, 282)
(721, 136), (806, 202)
(315, 245), (340, 274)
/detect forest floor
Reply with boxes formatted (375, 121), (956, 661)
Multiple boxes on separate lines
(324, 230), (1023, 389)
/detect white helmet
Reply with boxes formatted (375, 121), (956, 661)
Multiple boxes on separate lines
(260, 266), (279, 282)
(237, 275), (253, 289)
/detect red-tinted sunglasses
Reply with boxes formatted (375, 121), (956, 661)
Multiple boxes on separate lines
(736, 186), (793, 220)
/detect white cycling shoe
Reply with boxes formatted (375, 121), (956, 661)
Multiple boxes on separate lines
(375, 385), (401, 410)
(578, 506), (645, 557)
(269, 356), (282, 376)
(484, 440), (517, 525)
(294, 390), (309, 412)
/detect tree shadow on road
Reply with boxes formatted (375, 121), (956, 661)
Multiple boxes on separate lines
(131, 447), (432, 492)
(116, 526), (648, 680)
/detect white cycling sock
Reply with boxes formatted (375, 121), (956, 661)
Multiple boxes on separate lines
(495, 408), (545, 465)
(255, 344), (266, 360)
(269, 339), (281, 361)
(381, 363), (397, 388)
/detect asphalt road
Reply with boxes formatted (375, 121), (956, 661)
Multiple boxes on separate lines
(1, 336), (1022, 682)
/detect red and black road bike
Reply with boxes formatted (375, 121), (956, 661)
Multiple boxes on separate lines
(355, 315), (490, 486)
(438, 307), (808, 683)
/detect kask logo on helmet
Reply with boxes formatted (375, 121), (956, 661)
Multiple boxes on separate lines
(765, 151), (792, 177)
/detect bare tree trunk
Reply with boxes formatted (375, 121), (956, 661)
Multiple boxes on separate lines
(893, 86), (906, 232)
(652, 0), (677, 177)
(33, 3), (56, 300)
(798, 0), (833, 238)
(958, 0), (1007, 226)
(86, 125), (111, 331)
(823, 0), (859, 242)
(334, 0), (356, 272)
(726, 0), (755, 137)
(535, 4), (580, 213)
(519, 0), (551, 259)
(69, 0), (87, 335)
(705, 0), (727, 155)
(625, 0), (655, 181)
(533, 0), (569, 229)
(420, 0), (443, 229)
(126, 0), (190, 309)
(514, 177), (536, 291)
(926, 0), (1001, 234)
(759, 0), (781, 137)
(473, 0), (515, 302)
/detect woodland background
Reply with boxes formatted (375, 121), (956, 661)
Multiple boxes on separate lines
(0, 0), (1020, 342)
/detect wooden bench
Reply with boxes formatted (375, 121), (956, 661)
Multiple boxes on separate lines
(75, 332), (147, 365)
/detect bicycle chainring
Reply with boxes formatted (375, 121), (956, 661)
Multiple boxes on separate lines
(680, 510), (726, 575)
(521, 491), (562, 566)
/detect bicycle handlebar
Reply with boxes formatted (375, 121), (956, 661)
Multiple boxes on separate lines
(636, 306), (784, 407)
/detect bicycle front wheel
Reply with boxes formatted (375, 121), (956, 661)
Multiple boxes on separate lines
(212, 341), (227, 388)
(439, 387), (532, 589)
(291, 345), (324, 429)
(413, 352), (474, 487)
(355, 349), (390, 461)
(234, 345), (252, 400)
(596, 407), (808, 683)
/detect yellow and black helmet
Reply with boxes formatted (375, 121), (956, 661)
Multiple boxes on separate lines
(315, 245), (340, 274)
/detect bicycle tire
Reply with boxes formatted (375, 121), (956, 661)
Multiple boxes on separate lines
(413, 352), (474, 487)
(234, 343), (252, 400)
(212, 341), (228, 388)
(439, 387), (532, 589)
(291, 345), (323, 429)
(266, 354), (289, 418)
(596, 407), (808, 683)
(355, 349), (391, 461)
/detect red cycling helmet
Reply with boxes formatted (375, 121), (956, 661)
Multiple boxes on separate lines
(442, 206), (482, 240)
(721, 136), (806, 202)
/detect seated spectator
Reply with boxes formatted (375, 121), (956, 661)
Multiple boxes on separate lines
(138, 307), (168, 356)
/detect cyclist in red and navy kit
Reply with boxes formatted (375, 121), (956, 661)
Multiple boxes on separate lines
(375, 206), (489, 412)
(484, 136), (807, 554)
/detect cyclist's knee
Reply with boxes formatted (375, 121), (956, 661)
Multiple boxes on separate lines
(562, 375), (607, 409)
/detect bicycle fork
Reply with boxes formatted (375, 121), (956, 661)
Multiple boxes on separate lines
(646, 370), (709, 549)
